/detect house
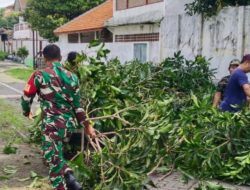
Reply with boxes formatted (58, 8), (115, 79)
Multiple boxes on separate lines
(55, 0), (250, 79)
(12, 0), (48, 67)
(54, 0), (113, 60)
(106, 0), (164, 63)
(55, 0), (164, 63)
(13, 0), (27, 12)
(13, 0), (30, 41)
(108, 0), (250, 79)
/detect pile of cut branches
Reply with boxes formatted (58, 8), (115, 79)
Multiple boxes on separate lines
(32, 41), (250, 189)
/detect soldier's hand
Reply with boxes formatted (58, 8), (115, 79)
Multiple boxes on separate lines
(84, 125), (96, 138)
(23, 112), (34, 121)
(28, 112), (34, 121)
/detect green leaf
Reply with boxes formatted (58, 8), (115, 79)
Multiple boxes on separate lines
(30, 171), (38, 179)
(88, 39), (101, 48)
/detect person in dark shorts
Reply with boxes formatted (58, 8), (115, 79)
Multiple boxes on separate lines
(220, 55), (250, 112)
(213, 59), (240, 108)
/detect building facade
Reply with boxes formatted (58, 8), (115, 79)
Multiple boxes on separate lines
(12, 0), (48, 67)
(55, 0), (113, 60)
(55, 0), (250, 79)
(105, 0), (164, 63)
(55, 0), (164, 63)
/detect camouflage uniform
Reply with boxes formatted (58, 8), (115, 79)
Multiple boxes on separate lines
(21, 62), (89, 190)
(216, 75), (230, 100)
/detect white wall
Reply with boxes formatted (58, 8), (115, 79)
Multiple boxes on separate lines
(57, 34), (160, 63)
(107, 1), (164, 26)
(12, 39), (49, 59)
(13, 29), (32, 39)
(110, 24), (160, 35)
(161, 1), (250, 79)
(58, 1), (250, 80)
(165, 0), (193, 16)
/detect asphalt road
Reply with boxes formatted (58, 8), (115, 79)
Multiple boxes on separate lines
(0, 61), (39, 112)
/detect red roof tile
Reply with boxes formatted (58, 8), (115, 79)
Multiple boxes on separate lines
(54, 0), (113, 34)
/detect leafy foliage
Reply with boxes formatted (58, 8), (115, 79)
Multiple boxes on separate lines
(65, 44), (234, 189)
(0, 8), (19, 29)
(0, 51), (8, 61)
(195, 181), (230, 190)
(31, 43), (250, 189)
(17, 47), (29, 63)
(3, 143), (17, 154)
(24, 0), (104, 41)
(185, 0), (250, 17)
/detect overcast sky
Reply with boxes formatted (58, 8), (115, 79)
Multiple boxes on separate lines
(0, 0), (15, 8)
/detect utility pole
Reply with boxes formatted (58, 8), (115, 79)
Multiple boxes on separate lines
(32, 30), (35, 70)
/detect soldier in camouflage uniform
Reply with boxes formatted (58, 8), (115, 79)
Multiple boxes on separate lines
(213, 59), (240, 108)
(21, 44), (96, 190)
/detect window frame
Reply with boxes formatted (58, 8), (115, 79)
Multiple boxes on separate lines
(133, 42), (149, 63)
(68, 33), (79, 43)
(116, 0), (163, 10)
(80, 31), (95, 43)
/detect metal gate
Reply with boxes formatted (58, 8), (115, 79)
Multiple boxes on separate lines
(34, 51), (46, 70)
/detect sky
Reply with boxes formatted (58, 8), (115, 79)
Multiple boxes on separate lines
(0, 0), (15, 8)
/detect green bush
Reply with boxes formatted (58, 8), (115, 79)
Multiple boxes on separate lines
(0, 51), (8, 61)
(17, 47), (29, 63)
(32, 43), (250, 189)
(65, 48), (220, 189)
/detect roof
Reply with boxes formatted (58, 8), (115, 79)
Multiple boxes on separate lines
(54, 0), (113, 35)
(14, 0), (27, 12)
(19, 0), (27, 10)
(5, 4), (14, 9)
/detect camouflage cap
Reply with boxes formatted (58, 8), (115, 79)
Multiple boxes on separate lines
(229, 59), (240, 66)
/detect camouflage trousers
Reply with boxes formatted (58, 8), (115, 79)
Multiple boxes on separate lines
(41, 123), (71, 190)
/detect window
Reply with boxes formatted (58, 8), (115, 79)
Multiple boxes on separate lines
(116, 0), (163, 10)
(80, 32), (95, 43)
(100, 29), (113, 42)
(68, 33), (79, 43)
(95, 31), (101, 40)
(116, 0), (127, 10)
(134, 43), (147, 63)
(14, 24), (19, 31)
(20, 24), (23, 30)
(24, 23), (29, 30)
(148, 0), (163, 3)
(128, 0), (145, 8)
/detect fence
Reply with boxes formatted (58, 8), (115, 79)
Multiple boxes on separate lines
(161, 6), (250, 79)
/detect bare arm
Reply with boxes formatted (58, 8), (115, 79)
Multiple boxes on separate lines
(212, 92), (222, 108)
(243, 84), (250, 97)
